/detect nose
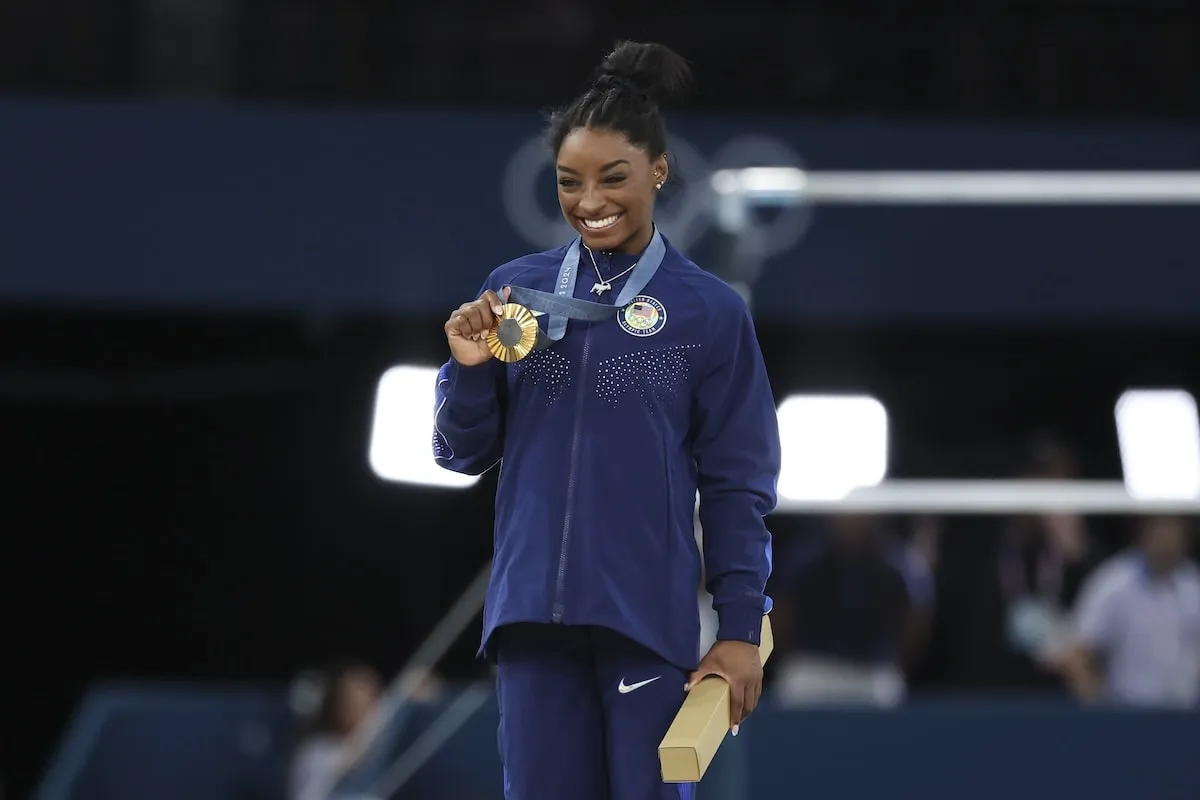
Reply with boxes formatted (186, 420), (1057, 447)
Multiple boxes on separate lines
(578, 185), (605, 215)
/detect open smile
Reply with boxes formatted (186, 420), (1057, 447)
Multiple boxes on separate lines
(579, 213), (622, 231)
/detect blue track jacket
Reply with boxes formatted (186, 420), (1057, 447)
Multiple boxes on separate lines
(433, 231), (780, 670)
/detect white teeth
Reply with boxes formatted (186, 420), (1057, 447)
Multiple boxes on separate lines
(582, 214), (620, 229)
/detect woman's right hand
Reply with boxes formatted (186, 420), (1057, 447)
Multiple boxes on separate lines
(444, 287), (510, 366)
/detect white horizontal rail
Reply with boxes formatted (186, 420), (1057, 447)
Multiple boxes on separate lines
(772, 480), (1200, 514)
(709, 168), (1200, 205)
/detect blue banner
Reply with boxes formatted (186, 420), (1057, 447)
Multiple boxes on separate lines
(4, 95), (1200, 323)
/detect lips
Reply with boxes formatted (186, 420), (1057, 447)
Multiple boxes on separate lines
(579, 213), (622, 231)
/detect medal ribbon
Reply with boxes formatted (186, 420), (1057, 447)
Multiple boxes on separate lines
(504, 228), (665, 350)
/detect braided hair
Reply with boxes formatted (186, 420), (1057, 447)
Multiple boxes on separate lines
(546, 41), (694, 159)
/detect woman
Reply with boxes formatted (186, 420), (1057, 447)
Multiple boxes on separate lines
(433, 41), (780, 800)
(288, 661), (380, 800)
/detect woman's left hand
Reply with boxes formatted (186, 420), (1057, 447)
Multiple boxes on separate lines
(686, 640), (763, 735)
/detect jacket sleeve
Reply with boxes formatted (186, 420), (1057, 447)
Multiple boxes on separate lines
(692, 294), (780, 646)
(432, 282), (507, 476)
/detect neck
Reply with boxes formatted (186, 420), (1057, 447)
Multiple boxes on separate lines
(614, 223), (654, 255)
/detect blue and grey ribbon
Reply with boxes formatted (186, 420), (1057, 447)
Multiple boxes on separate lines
(503, 228), (666, 350)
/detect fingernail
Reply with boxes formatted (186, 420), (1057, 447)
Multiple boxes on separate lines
(493, 305), (504, 316)
(732, 725), (739, 736)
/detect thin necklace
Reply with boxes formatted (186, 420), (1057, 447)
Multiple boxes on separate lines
(584, 246), (638, 296)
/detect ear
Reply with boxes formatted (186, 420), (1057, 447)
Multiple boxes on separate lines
(653, 153), (669, 190)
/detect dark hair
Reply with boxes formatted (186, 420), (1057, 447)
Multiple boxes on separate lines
(546, 40), (693, 158)
(293, 660), (379, 743)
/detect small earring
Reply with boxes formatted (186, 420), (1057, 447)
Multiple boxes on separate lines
(655, 182), (663, 190)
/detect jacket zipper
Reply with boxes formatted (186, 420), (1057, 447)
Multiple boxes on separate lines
(552, 324), (593, 622)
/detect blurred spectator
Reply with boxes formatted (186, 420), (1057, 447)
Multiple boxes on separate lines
(288, 661), (381, 800)
(1056, 515), (1200, 707)
(288, 659), (449, 800)
(931, 434), (1099, 690)
(770, 515), (935, 707)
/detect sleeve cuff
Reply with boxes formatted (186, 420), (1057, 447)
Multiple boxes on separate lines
(715, 603), (765, 646)
(447, 359), (499, 400)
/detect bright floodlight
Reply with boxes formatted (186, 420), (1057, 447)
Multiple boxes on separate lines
(776, 394), (888, 502)
(1115, 388), (1200, 500)
(369, 365), (479, 488)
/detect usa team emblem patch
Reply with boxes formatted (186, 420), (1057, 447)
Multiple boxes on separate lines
(618, 295), (666, 337)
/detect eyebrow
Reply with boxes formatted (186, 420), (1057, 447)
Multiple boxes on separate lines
(556, 159), (631, 173)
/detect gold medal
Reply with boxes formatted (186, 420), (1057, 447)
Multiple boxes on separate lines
(486, 303), (539, 363)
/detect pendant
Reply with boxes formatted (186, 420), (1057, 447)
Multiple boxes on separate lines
(591, 281), (611, 295)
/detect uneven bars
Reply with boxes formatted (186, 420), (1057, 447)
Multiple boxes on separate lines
(709, 168), (1200, 205)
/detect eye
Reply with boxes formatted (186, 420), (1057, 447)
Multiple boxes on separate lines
(604, 175), (626, 184)
(557, 178), (578, 188)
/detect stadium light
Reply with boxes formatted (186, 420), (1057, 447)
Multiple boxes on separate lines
(776, 394), (889, 502)
(369, 365), (479, 488)
(1115, 388), (1200, 500)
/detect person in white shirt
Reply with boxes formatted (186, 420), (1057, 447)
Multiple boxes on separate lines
(1059, 516), (1200, 707)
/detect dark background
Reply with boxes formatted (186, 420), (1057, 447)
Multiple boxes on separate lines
(4, 1), (1200, 797)
(6, 0), (1200, 116)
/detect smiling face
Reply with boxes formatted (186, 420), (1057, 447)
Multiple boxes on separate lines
(555, 126), (667, 254)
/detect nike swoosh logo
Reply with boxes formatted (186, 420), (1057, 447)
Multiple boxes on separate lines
(531, 310), (545, 317)
(618, 676), (661, 694)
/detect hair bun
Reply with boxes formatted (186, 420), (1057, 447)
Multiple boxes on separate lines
(594, 40), (693, 106)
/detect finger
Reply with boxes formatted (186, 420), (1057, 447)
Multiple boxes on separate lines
(742, 681), (757, 722)
(475, 299), (499, 329)
(686, 664), (724, 690)
(502, 286), (511, 303)
(462, 304), (490, 335)
(480, 290), (505, 317)
(446, 314), (470, 338)
(728, 682), (745, 732)
(457, 313), (480, 339)
(448, 301), (480, 331)
(473, 302), (498, 338)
